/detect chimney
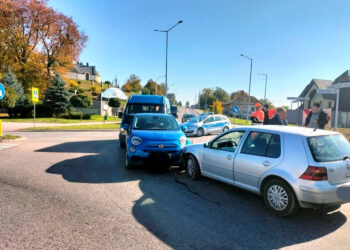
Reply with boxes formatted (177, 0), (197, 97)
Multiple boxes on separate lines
(92, 66), (95, 75)
(86, 62), (89, 66)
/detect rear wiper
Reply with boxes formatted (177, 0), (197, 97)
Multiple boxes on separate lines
(343, 156), (350, 160)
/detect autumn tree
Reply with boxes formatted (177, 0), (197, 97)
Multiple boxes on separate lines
(211, 100), (223, 114)
(144, 79), (160, 95)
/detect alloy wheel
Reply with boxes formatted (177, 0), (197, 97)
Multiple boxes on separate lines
(267, 185), (289, 211)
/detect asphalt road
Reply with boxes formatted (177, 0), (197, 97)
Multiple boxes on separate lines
(1, 130), (350, 249)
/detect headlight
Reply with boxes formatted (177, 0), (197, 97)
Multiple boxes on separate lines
(179, 136), (187, 146)
(131, 136), (142, 145)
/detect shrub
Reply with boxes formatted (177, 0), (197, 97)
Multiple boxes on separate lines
(69, 79), (78, 88)
(66, 112), (91, 120)
(91, 85), (100, 93)
(36, 103), (53, 117)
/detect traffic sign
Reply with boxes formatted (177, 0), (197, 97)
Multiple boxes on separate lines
(287, 97), (310, 101)
(317, 88), (337, 94)
(328, 82), (350, 89)
(32, 87), (39, 102)
(0, 83), (5, 100)
(233, 105), (239, 113)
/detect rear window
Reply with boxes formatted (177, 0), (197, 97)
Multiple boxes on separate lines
(125, 103), (164, 114)
(308, 135), (350, 162)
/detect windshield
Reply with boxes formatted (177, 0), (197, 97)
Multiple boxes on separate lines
(308, 135), (350, 162)
(125, 103), (164, 115)
(133, 116), (180, 130)
(189, 116), (204, 123)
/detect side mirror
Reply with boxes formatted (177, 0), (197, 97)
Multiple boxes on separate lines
(118, 112), (123, 118)
(204, 142), (209, 148)
(122, 124), (129, 133)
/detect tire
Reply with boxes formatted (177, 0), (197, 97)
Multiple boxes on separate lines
(125, 151), (133, 169)
(186, 155), (201, 180)
(223, 126), (229, 132)
(263, 178), (299, 217)
(197, 128), (204, 137)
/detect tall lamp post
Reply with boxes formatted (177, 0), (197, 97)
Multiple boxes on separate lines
(240, 54), (253, 122)
(258, 73), (268, 104)
(154, 20), (183, 96)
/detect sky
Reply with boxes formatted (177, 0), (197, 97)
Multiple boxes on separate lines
(48, 0), (350, 106)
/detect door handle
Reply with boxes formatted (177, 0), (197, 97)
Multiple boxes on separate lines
(263, 161), (272, 167)
(227, 155), (233, 160)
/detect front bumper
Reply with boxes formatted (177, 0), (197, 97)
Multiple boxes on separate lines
(127, 149), (182, 166)
(292, 179), (350, 208)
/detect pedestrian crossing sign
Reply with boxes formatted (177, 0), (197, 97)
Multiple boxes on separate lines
(32, 87), (39, 102)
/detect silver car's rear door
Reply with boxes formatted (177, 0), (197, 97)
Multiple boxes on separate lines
(233, 131), (283, 189)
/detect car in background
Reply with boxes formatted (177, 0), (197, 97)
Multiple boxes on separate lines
(181, 113), (195, 123)
(123, 113), (190, 169)
(183, 114), (231, 137)
(181, 125), (350, 216)
(170, 105), (178, 118)
(119, 95), (171, 148)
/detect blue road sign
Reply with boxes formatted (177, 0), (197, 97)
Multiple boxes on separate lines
(233, 105), (239, 113)
(0, 83), (5, 100)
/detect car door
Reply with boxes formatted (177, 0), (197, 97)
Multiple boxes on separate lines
(233, 131), (283, 190)
(213, 116), (224, 133)
(201, 130), (246, 182)
(202, 116), (216, 133)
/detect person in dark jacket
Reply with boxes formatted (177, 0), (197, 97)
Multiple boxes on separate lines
(304, 102), (328, 129)
(269, 107), (288, 125)
(262, 104), (270, 125)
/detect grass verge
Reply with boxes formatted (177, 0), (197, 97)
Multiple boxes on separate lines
(21, 123), (120, 131)
(229, 117), (252, 125)
(2, 115), (121, 123)
(0, 134), (21, 141)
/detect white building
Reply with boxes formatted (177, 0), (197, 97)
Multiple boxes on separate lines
(66, 62), (101, 83)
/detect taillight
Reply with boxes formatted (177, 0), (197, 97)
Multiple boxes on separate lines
(300, 166), (327, 181)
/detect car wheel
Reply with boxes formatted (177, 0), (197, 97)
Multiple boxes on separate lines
(263, 178), (298, 217)
(223, 126), (229, 132)
(197, 128), (204, 137)
(125, 151), (133, 169)
(186, 155), (201, 180)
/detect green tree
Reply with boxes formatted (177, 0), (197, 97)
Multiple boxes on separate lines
(213, 87), (229, 102)
(70, 95), (92, 120)
(177, 101), (182, 107)
(199, 88), (216, 110)
(141, 87), (150, 95)
(1, 69), (24, 103)
(144, 79), (158, 95)
(1, 86), (19, 108)
(185, 101), (190, 108)
(108, 98), (121, 108)
(44, 74), (71, 116)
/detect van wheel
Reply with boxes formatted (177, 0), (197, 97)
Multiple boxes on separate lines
(263, 178), (298, 217)
(125, 151), (133, 169)
(186, 155), (201, 180)
(197, 128), (204, 137)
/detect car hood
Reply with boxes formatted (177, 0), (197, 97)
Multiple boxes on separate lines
(131, 130), (185, 141)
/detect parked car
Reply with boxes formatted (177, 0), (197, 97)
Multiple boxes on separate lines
(181, 125), (350, 216)
(170, 105), (178, 118)
(123, 113), (190, 169)
(181, 113), (195, 123)
(119, 95), (171, 148)
(182, 114), (231, 137)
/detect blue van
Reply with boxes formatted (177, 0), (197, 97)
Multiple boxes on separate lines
(119, 95), (171, 148)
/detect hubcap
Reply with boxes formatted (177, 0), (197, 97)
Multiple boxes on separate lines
(198, 129), (203, 136)
(187, 159), (194, 176)
(267, 185), (288, 211)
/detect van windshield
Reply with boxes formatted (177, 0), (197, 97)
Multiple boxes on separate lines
(125, 104), (165, 115)
(308, 135), (350, 162)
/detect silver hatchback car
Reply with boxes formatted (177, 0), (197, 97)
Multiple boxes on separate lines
(181, 125), (350, 216)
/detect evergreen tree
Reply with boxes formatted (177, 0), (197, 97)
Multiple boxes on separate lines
(1, 69), (24, 102)
(44, 74), (71, 116)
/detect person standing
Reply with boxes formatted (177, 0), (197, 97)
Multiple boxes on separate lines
(269, 107), (288, 125)
(262, 104), (270, 125)
(304, 102), (328, 129)
(250, 103), (265, 124)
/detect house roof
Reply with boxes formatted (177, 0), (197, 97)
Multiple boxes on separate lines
(332, 70), (350, 84)
(71, 63), (100, 76)
(299, 79), (333, 97)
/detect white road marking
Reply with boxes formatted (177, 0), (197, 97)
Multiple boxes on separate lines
(0, 144), (18, 151)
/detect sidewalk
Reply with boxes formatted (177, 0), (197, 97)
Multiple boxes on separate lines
(2, 121), (119, 132)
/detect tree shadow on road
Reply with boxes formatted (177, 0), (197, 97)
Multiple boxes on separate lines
(39, 139), (348, 249)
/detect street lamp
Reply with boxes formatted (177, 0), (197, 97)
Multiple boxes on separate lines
(240, 54), (253, 122)
(154, 20), (183, 96)
(258, 73), (268, 104)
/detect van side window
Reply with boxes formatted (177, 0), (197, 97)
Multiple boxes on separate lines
(241, 132), (281, 158)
